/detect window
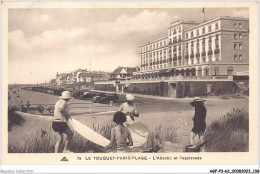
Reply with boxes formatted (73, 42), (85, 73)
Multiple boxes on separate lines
(234, 43), (237, 50)
(239, 33), (242, 40)
(205, 69), (209, 76)
(196, 39), (200, 52)
(208, 36), (212, 50)
(186, 43), (188, 48)
(215, 23), (219, 30)
(239, 54), (242, 61)
(214, 67), (219, 75)
(234, 22), (237, 29)
(216, 34), (219, 40)
(234, 55), (238, 62)
(157, 43), (158, 48)
(202, 38), (205, 45)
(178, 35), (181, 41)
(164, 41), (166, 45)
(141, 48), (142, 53)
(239, 23), (242, 29)
(160, 42), (162, 47)
(215, 41), (219, 49)
(227, 66), (233, 75)
(208, 25), (212, 32)
(202, 27), (205, 34)
(191, 59), (194, 64)
(186, 33), (188, 39)
(191, 31), (194, 37)
(239, 43), (242, 50)
(209, 36), (212, 42)
(234, 34), (237, 40)
(197, 29), (199, 36)
(169, 30), (171, 36)
(173, 28), (177, 34)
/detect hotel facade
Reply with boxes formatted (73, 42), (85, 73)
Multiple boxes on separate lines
(137, 16), (249, 79)
(95, 16), (249, 98)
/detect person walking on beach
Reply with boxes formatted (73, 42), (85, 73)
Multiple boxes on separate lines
(52, 91), (73, 153)
(105, 111), (133, 152)
(189, 98), (207, 148)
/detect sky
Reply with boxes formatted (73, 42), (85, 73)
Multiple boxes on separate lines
(8, 8), (248, 84)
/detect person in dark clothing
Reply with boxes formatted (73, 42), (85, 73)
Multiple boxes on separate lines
(189, 98), (207, 147)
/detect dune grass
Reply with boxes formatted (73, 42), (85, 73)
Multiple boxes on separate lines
(8, 106), (25, 131)
(8, 121), (178, 153)
(205, 108), (249, 152)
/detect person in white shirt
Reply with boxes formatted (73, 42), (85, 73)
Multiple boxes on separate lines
(118, 94), (149, 148)
(52, 91), (73, 153)
(118, 94), (139, 123)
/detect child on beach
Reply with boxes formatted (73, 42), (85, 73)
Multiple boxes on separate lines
(105, 111), (133, 151)
(189, 98), (207, 149)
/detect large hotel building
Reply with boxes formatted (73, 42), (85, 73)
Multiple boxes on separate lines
(137, 16), (249, 79)
(95, 16), (249, 98)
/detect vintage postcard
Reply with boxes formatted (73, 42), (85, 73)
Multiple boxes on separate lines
(1, 1), (259, 166)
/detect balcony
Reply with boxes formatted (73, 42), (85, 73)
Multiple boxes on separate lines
(130, 75), (233, 83)
(202, 51), (206, 57)
(196, 53), (200, 58)
(178, 56), (182, 60)
(185, 55), (189, 59)
(208, 50), (213, 56)
(214, 49), (220, 54)
(173, 56), (177, 61)
(190, 54), (194, 58)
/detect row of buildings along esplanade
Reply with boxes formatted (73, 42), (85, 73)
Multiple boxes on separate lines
(133, 16), (249, 81)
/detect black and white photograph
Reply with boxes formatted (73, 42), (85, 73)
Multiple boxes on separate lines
(1, 1), (258, 167)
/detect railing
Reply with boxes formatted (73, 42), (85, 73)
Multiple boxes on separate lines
(95, 81), (115, 85)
